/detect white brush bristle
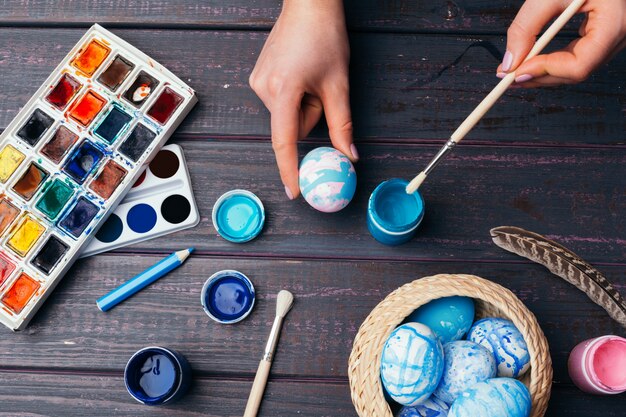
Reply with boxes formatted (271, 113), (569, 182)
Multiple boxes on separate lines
(406, 172), (427, 194)
(276, 290), (294, 318)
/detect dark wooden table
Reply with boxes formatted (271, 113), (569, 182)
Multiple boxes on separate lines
(0, 1), (624, 416)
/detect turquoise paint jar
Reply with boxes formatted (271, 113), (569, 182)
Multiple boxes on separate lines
(367, 178), (425, 246)
(212, 190), (265, 243)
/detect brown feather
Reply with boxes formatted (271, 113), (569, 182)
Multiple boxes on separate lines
(490, 226), (626, 329)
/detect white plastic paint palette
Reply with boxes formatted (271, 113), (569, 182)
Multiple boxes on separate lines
(82, 144), (198, 257)
(0, 25), (197, 330)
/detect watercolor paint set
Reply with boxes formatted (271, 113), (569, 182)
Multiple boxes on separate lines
(0, 24), (197, 330)
(82, 144), (198, 257)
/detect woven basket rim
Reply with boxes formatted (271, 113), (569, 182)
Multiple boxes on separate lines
(348, 274), (553, 417)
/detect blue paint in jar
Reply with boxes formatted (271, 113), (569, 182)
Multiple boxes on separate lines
(201, 270), (255, 324)
(212, 190), (265, 243)
(124, 346), (191, 406)
(367, 178), (425, 246)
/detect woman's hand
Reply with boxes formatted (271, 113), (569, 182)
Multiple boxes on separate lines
(249, 0), (356, 200)
(498, 0), (626, 87)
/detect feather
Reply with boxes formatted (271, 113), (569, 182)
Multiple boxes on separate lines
(490, 226), (626, 329)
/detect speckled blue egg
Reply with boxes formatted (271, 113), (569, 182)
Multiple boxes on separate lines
(298, 147), (356, 213)
(467, 318), (530, 378)
(381, 323), (444, 406)
(433, 340), (496, 404)
(397, 397), (449, 417)
(448, 378), (531, 417)
(407, 296), (475, 344)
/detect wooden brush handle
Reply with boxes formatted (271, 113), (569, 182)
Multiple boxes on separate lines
(243, 359), (272, 417)
(449, 0), (585, 145)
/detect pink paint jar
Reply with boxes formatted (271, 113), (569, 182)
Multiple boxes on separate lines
(568, 335), (626, 395)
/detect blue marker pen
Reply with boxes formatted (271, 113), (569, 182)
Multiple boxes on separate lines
(96, 248), (194, 312)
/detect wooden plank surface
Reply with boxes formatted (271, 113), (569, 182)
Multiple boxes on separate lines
(93, 139), (625, 264)
(0, 0), (582, 34)
(1, 256), (622, 383)
(0, 371), (623, 417)
(0, 28), (624, 144)
(0, 370), (353, 417)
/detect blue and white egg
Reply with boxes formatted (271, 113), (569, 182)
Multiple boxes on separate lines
(299, 147), (356, 213)
(407, 296), (475, 344)
(433, 340), (496, 404)
(397, 397), (449, 417)
(467, 318), (530, 378)
(448, 378), (531, 417)
(381, 323), (444, 406)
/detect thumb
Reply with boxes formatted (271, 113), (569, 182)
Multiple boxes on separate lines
(499, 0), (563, 74)
(321, 80), (358, 162)
(271, 97), (301, 200)
(513, 7), (625, 84)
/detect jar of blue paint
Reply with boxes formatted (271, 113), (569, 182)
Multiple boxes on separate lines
(124, 346), (192, 406)
(201, 270), (256, 324)
(212, 190), (265, 243)
(367, 178), (425, 246)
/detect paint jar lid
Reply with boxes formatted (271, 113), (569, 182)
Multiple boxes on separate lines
(368, 178), (425, 234)
(212, 189), (265, 243)
(201, 270), (256, 324)
(124, 346), (192, 406)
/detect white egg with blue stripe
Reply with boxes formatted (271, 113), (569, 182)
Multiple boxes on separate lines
(381, 322), (444, 406)
(448, 378), (531, 417)
(433, 340), (496, 404)
(397, 397), (449, 417)
(467, 318), (530, 378)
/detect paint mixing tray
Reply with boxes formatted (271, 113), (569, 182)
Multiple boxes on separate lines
(0, 24), (197, 330)
(82, 144), (199, 257)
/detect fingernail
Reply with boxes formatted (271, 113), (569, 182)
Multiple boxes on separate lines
(502, 51), (513, 72)
(285, 185), (294, 200)
(350, 144), (359, 161)
(515, 74), (533, 83)
(496, 72), (507, 79)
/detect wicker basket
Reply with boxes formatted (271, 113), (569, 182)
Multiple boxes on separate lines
(348, 274), (552, 417)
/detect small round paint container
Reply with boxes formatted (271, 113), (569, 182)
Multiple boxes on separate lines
(212, 190), (265, 243)
(367, 178), (425, 246)
(201, 270), (255, 324)
(124, 346), (192, 405)
(568, 335), (626, 395)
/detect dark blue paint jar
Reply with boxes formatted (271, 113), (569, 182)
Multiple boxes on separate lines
(201, 270), (255, 324)
(367, 178), (425, 246)
(124, 346), (191, 405)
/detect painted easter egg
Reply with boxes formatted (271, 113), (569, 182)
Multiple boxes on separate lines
(298, 147), (356, 213)
(433, 340), (496, 404)
(407, 296), (475, 344)
(448, 378), (531, 417)
(467, 318), (530, 378)
(397, 397), (449, 417)
(381, 323), (444, 406)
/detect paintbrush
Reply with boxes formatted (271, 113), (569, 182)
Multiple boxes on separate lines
(406, 0), (585, 194)
(243, 290), (294, 417)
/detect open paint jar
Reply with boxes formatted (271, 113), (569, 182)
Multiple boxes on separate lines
(124, 346), (192, 405)
(568, 335), (626, 395)
(212, 190), (265, 243)
(201, 270), (255, 324)
(367, 178), (425, 246)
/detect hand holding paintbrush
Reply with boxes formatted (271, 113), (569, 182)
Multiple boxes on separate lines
(406, 0), (586, 194)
